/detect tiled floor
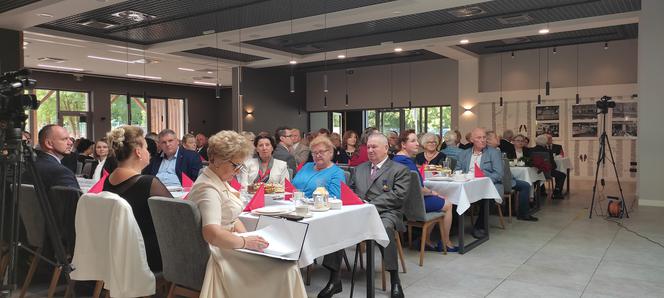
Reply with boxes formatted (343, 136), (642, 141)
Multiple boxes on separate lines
(304, 181), (664, 297)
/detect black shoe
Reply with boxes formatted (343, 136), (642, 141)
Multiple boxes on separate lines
(471, 228), (486, 239)
(317, 280), (342, 298)
(517, 215), (539, 222)
(391, 283), (405, 298)
(552, 191), (564, 200)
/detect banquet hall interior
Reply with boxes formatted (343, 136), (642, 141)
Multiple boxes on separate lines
(1, 0), (663, 297)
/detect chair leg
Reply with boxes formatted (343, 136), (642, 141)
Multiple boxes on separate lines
(20, 248), (42, 298)
(496, 203), (506, 230)
(508, 192), (513, 223)
(395, 232), (407, 273)
(381, 261), (386, 291)
(93, 281), (104, 298)
(64, 280), (76, 298)
(342, 250), (352, 271)
(305, 265), (312, 286)
(167, 283), (176, 298)
(359, 242), (365, 270)
(437, 218), (447, 255)
(419, 222), (430, 266)
(47, 266), (63, 298)
(0, 253), (9, 283)
(407, 224), (413, 249)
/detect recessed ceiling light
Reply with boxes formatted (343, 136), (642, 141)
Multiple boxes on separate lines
(178, 67), (196, 72)
(337, 54), (346, 59)
(538, 28), (550, 34)
(392, 11), (402, 14)
(37, 64), (84, 71)
(207, 71), (214, 74)
(37, 13), (54, 18)
(289, 60), (297, 65)
(394, 47), (403, 52)
(126, 73), (162, 80)
(111, 10), (156, 22)
(23, 41), (30, 46)
(88, 55), (145, 64)
(460, 39), (469, 44)
(193, 81), (217, 86)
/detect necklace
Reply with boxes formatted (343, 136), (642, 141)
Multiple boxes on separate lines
(424, 151), (438, 162)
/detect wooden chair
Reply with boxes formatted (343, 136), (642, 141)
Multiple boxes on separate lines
(501, 159), (515, 224)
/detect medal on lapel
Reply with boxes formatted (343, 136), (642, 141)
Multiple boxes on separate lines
(382, 179), (389, 192)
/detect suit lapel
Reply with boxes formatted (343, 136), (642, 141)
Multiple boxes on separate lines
(369, 159), (392, 188)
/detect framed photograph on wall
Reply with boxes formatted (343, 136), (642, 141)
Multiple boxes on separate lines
(612, 121), (637, 137)
(612, 102), (637, 119)
(572, 122), (598, 138)
(611, 101), (637, 138)
(536, 105), (560, 121)
(536, 122), (559, 137)
(572, 104), (598, 120)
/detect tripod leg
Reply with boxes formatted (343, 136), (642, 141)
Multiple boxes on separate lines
(604, 137), (630, 218)
(589, 133), (606, 219)
(47, 266), (63, 298)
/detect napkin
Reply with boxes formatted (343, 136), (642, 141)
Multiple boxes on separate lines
(230, 178), (242, 191)
(474, 163), (485, 178)
(284, 179), (297, 201)
(181, 173), (194, 188)
(340, 182), (364, 206)
(419, 164), (426, 181)
(88, 171), (109, 194)
(243, 184), (265, 212)
(296, 161), (306, 172)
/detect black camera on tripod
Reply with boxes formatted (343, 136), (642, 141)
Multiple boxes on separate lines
(0, 69), (39, 129)
(596, 95), (615, 114)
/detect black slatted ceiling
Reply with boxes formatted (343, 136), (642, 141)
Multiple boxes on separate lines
(247, 0), (640, 55)
(0, 0), (41, 14)
(183, 47), (267, 62)
(38, 0), (393, 45)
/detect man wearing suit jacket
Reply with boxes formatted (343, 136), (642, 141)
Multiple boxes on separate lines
(195, 133), (208, 161)
(143, 129), (202, 187)
(273, 126), (297, 175)
(319, 133), (409, 298)
(22, 124), (80, 190)
(533, 134), (566, 199)
(499, 129), (517, 159)
(546, 134), (564, 156)
(455, 127), (504, 238)
(289, 128), (310, 165)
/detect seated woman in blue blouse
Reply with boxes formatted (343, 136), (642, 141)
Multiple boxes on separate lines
(292, 136), (345, 199)
(392, 129), (457, 252)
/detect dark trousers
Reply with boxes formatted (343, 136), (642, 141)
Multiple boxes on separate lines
(512, 179), (531, 217)
(323, 217), (399, 271)
(551, 170), (566, 192)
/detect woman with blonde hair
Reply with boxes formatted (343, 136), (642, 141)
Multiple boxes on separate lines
(415, 133), (446, 166)
(292, 136), (345, 198)
(189, 131), (306, 297)
(103, 125), (172, 271)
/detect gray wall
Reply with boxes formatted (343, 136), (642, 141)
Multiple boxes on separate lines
(238, 67), (307, 134)
(306, 58), (459, 111)
(31, 70), (231, 139)
(479, 39), (638, 92)
(638, 0), (664, 206)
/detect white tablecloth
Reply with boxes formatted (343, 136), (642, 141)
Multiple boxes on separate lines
(424, 177), (502, 215)
(239, 204), (389, 268)
(510, 167), (545, 185)
(555, 156), (571, 173)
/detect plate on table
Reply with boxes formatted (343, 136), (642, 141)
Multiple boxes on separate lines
(310, 206), (330, 212)
(251, 206), (294, 215)
(427, 176), (454, 181)
(166, 186), (184, 192)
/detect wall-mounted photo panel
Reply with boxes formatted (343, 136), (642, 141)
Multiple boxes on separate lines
(612, 102), (637, 119)
(535, 105), (560, 121)
(572, 104), (598, 120)
(536, 122), (560, 137)
(612, 121), (637, 137)
(572, 122), (598, 138)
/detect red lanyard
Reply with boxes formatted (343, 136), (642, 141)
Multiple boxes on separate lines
(257, 168), (271, 182)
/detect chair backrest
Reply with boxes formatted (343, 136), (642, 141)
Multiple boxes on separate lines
(50, 186), (83, 254)
(75, 161), (83, 175)
(19, 184), (44, 248)
(501, 159), (513, 194)
(343, 170), (350, 184)
(148, 197), (209, 291)
(287, 168), (293, 180)
(81, 159), (98, 179)
(402, 171), (426, 222)
(448, 158), (457, 173)
(530, 151), (552, 179)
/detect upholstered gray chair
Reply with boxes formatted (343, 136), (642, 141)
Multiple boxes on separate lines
(404, 171), (446, 267)
(148, 197), (210, 298)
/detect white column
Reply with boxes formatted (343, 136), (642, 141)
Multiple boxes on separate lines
(637, 0), (664, 207)
(457, 58), (480, 134)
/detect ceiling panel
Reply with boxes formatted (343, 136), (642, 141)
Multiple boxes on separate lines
(459, 23), (638, 54)
(287, 49), (445, 72)
(38, 0), (393, 44)
(0, 0), (41, 14)
(247, 0), (640, 55)
(183, 47), (267, 62)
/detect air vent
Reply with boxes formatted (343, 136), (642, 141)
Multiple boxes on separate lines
(76, 19), (119, 29)
(496, 14), (534, 25)
(111, 10), (156, 22)
(37, 57), (67, 63)
(502, 37), (531, 44)
(448, 6), (486, 18)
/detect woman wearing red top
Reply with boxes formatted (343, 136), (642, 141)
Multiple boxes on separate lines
(348, 127), (378, 166)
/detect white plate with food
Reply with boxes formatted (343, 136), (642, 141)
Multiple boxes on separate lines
(251, 206), (294, 215)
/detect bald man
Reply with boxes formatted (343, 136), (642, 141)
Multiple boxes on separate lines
(455, 127), (504, 238)
(23, 124), (80, 190)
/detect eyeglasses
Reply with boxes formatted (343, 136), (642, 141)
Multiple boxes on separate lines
(228, 160), (246, 171)
(312, 149), (330, 157)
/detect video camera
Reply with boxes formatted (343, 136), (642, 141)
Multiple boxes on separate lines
(596, 95), (615, 114)
(0, 69), (39, 129)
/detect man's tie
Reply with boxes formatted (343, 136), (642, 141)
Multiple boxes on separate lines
(370, 165), (378, 179)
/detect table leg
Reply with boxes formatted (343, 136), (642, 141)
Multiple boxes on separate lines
(458, 208), (465, 254)
(365, 240), (374, 298)
(457, 200), (491, 254)
(566, 168), (570, 196)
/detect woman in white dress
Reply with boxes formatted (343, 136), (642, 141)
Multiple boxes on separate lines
(188, 130), (307, 298)
(238, 135), (290, 187)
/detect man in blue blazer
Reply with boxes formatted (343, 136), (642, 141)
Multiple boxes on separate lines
(23, 124), (80, 190)
(143, 129), (202, 187)
(455, 127), (504, 238)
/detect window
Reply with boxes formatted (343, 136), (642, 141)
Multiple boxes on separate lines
(363, 106), (451, 136)
(29, 89), (91, 144)
(380, 110), (400, 135)
(111, 95), (184, 137)
(149, 98), (185, 138)
(332, 112), (343, 134)
(110, 94), (148, 133)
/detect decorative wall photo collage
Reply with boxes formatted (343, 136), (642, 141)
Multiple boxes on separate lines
(611, 102), (637, 137)
(535, 105), (560, 137)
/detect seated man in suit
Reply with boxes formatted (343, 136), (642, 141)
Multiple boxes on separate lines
(318, 133), (410, 298)
(546, 133), (564, 156)
(143, 129), (202, 187)
(273, 126), (297, 175)
(455, 127), (504, 238)
(532, 134), (566, 199)
(23, 124), (80, 190)
(195, 133), (208, 161)
(499, 129), (517, 159)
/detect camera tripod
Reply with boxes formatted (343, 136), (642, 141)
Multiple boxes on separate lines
(588, 111), (629, 219)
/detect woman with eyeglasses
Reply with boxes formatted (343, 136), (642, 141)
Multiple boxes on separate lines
(415, 133), (447, 166)
(188, 130), (307, 297)
(513, 134), (531, 160)
(292, 136), (345, 199)
(238, 135), (290, 187)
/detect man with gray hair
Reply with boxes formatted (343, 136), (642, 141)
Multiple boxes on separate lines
(143, 129), (202, 187)
(531, 134), (566, 199)
(318, 132), (409, 298)
(499, 129), (516, 159)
